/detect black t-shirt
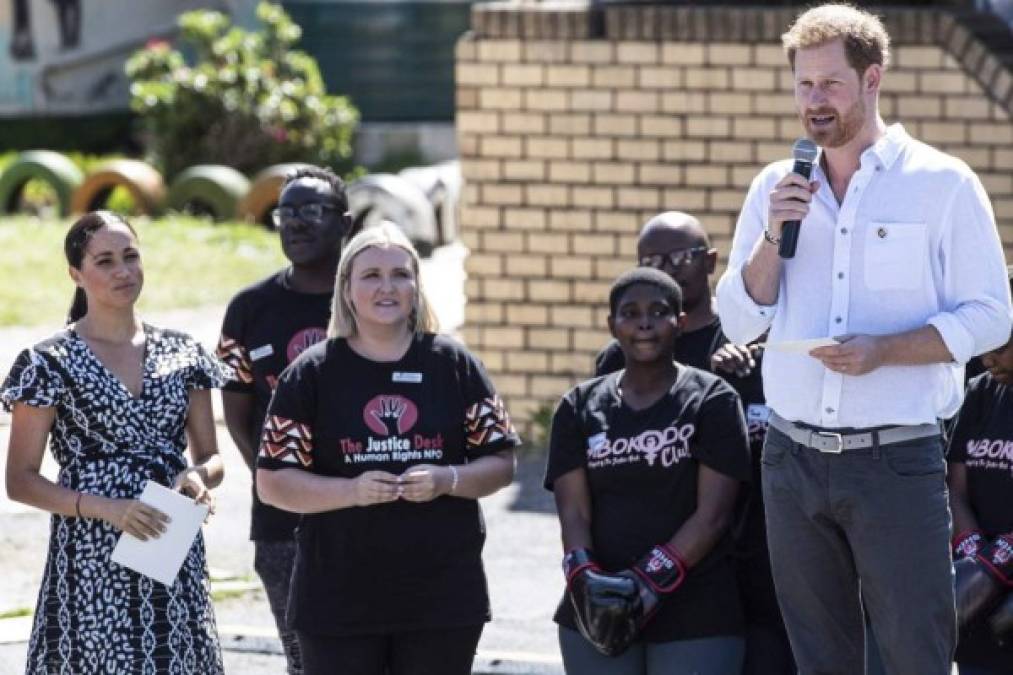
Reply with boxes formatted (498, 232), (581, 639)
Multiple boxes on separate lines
(257, 334), (520, 636)
(544, 367), (752, 642)
(217, 270), (332, 540)
(947, 372), (1013, 670)
(595, 319), (776, 623)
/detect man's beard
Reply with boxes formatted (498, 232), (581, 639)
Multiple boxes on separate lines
(802, 97), (865, 148)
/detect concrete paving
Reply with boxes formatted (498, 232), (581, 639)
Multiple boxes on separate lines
(0, 449), (565, 675)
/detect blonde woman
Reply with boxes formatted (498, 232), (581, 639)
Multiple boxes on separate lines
(256, 222), (519, 675)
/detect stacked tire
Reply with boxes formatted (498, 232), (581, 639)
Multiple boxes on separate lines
(0, 152), (463, 256)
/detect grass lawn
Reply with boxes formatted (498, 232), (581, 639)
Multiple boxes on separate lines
(0, 216), (287, 327)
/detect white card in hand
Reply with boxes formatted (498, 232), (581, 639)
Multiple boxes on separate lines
(110, 480), (208, 587)
(760, 337), (840, 354)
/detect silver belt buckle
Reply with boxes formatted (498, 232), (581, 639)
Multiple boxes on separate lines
(814, 431), (844, 453)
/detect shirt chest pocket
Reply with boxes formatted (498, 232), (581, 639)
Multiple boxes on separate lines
(863, 221), (927, 291)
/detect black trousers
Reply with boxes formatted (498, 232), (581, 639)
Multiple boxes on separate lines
(254, 540), (302, 674)
(297, 624), (484, 675)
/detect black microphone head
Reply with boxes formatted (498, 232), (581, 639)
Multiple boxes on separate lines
(792, 138), (819, 163)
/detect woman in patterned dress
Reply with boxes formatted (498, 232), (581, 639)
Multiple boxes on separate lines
(2, 211), (227, 674)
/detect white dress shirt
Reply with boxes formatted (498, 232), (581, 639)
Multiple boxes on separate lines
(716, 124), (1012, 428)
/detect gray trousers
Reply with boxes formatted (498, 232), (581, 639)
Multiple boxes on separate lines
(558, 627), (744, 675)
(761, 426), (956, 675)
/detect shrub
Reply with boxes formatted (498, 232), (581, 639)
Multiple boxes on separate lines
(126, 2), (358, 180)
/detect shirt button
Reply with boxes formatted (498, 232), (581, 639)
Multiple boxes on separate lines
(825, 407), (835, 414)
(835, 317), (842, 324)
(841, 227), (848, 235)
(837, 272), (845, 279)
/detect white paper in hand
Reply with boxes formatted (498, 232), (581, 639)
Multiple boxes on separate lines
(761, 337), (839, 354)
(110, 480), (208, 586)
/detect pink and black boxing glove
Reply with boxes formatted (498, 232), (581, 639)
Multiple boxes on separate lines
(956, 534), (1013, 628)
(978, 535), (1013, 586)
(953, 529), (985, 560)
(563, 548), (640, 657)
(617, 543), (689, 631)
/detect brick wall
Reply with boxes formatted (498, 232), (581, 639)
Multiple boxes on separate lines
(456, 3), (1013, 436)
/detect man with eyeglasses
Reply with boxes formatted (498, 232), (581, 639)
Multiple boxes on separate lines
(594, 211), (795, 674)
(216, 166), (354, 675)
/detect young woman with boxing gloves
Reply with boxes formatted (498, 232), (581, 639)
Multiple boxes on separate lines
(545, 268), (751, 674)
(3, 211), (227, 673)
(949, 271), (1013, 675)
(255, 222), (519, 675)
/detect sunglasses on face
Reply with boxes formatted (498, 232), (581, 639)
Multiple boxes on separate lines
(272, 203), (338, 227)
(639, 246), (710, 270)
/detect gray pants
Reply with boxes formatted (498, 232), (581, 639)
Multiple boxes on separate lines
(558, 626), (744, 675)
(761, 426), (955, 675)
(255, 539), (303, 675)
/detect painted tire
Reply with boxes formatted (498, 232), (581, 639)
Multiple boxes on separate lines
(71, 159), (166, 216)
(167, 165), (250, 222)
(347, 173), (437, 256)
(398, 160), (461, 246)
(237, 162), (314, 227)
(0, 150), (84, 217)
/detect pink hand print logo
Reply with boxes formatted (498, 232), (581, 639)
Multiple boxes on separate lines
(287, 327), (327, 362)
(364, 395), (419, 436)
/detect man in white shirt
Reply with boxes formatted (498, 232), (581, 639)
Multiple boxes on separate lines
(715, 4), (1012, 674)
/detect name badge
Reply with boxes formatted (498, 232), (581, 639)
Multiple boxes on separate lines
(393, 371), (423, 383)
(250, 344), (274, 361)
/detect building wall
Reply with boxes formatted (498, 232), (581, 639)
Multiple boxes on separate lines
(455, 4), (1013, 436)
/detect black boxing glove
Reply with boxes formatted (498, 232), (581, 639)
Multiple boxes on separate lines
(955, 557), (1001, 628)
(617, 543), (688, 630)
(563, 548), (640, 657)
(953, 529), (985, 560)
(956, 535), (1013, 628)
(988, 591), (1013, 647)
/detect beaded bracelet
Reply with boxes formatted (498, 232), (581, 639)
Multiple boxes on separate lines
(449, 465), (459, 495)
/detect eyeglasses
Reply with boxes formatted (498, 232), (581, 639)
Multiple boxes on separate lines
(272, 203), (338, 227)
(639, 246), (710, 270)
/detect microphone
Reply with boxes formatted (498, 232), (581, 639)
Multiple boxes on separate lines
(778, 138), (819, 259)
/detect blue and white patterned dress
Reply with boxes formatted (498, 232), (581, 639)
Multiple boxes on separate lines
(1, 324), (227, 675)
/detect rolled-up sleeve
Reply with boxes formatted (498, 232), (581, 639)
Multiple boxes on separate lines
(716, 173), (779, 344)
(928, 173), (1012, 364)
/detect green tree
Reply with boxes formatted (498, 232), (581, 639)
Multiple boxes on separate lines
(126, 2), (358, 179)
